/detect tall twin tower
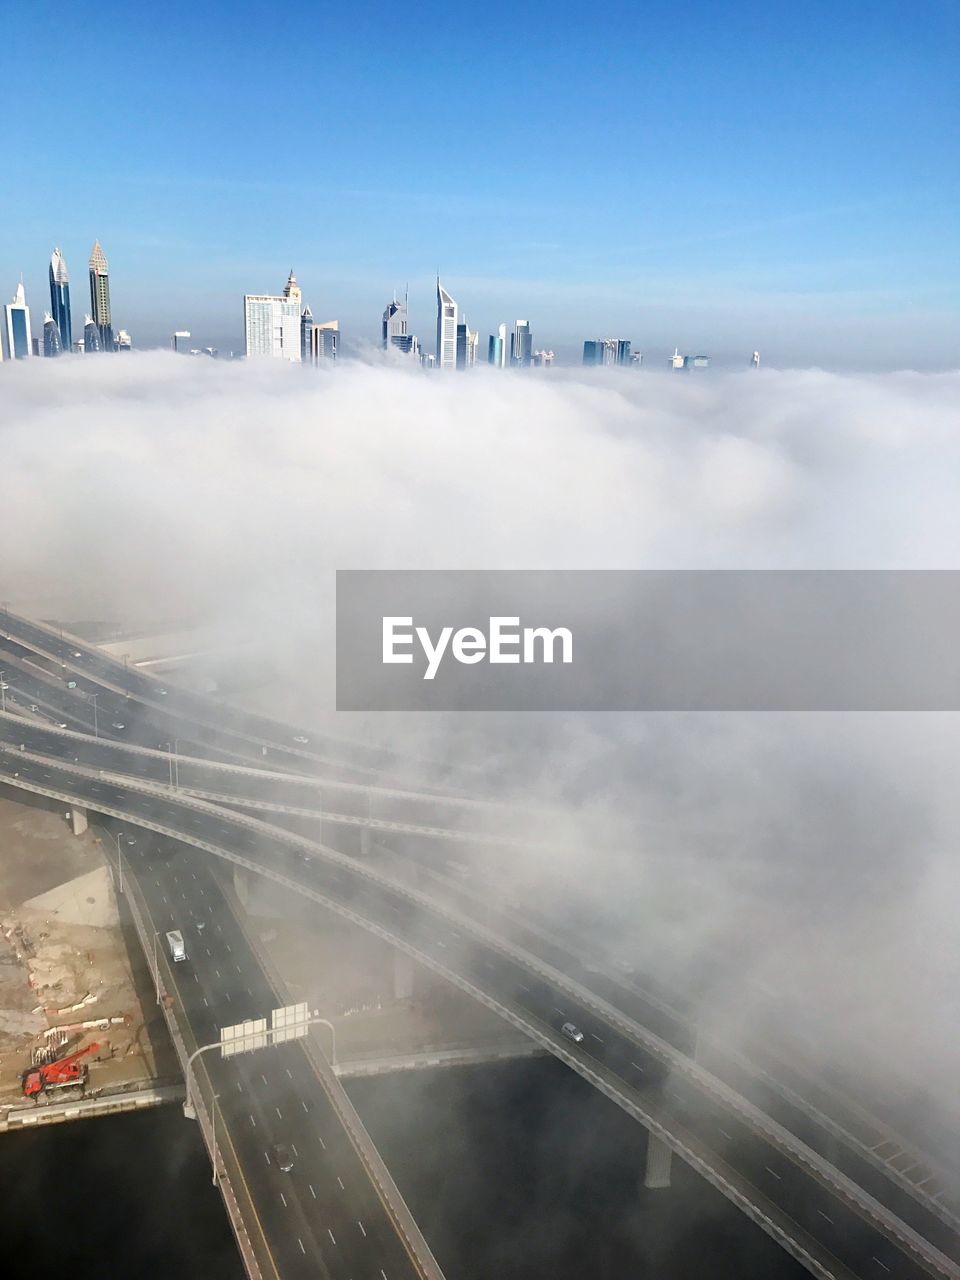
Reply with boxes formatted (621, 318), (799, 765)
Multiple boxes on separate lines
(45, 241), (114, 354)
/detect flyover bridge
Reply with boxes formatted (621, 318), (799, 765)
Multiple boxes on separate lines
(1, 608), (959, 1280)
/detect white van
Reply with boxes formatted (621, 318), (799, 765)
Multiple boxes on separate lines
(166, 930), (186, 962)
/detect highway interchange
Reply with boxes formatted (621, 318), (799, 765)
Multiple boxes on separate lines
(1, 608), (959, 1280)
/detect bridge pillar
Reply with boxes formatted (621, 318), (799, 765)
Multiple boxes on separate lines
(232, 866), (273, 916)
(643, 1133), (673, 1189)
(69, 807), (88, 837)
(393, 950), (415, 1001)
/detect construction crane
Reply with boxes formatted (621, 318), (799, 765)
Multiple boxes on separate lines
(20, 1041), (101, 1102)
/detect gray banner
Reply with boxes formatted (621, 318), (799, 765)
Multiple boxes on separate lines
(335, 570), (960, 711)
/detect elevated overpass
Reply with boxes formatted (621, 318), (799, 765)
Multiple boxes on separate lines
(1, 747), (958, 1280)
(3, 712), (959, 1249)
(2, 607), (960, 1280)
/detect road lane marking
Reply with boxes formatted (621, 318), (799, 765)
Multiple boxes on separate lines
(280, 1192), (287, 1207)
(764, 1166), (782, 1181)
(327, 1229), (337, 1245)
(318, 1135), (326, 1149)
(357, 1220), (366, 1238)
(817, 1210), (834, 1224)
(298, 1239), (305, 1254)
(337, 1177), (344, 1190)
(308, 1184), (316, 1199)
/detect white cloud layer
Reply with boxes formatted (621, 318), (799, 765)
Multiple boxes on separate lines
(2, 353), (959, 1131)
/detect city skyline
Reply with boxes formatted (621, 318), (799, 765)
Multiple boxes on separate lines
(1, 3), (957, 369)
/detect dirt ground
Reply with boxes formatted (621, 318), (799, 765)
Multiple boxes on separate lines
(0, 792), (177, 1106)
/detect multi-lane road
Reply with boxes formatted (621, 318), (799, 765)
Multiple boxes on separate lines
(115, 826), (438, 1280)
(2, 742), (957, 1280)
(3, 608), (960, 1280)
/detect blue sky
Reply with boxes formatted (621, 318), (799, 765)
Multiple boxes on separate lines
(3, 0), (958, 365)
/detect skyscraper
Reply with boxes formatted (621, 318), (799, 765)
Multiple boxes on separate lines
(42, 312), (62, 357)
(488, 323), (508, 368)
(83, 315), (102, 352)
(243, 271), (303, 360)
(88, 240), (113, 351)
(49, 247), (72, 353)
(4, 281), (32, 359)
(510, 320), (532, 368)
(383, 292), (408, 348)
(584, 338), (632, 366)
(301, 304), (314, 362)
(309, 320), (339, 362)
(456, 321), (467, 370)
(436, 280), (458, 369)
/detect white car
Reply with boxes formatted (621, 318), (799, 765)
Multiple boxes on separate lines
(72, 651), (82, 658)
(111, 721), (126, 730)
(561, 1021), (585, 1044)
(293, 735), (309, 745)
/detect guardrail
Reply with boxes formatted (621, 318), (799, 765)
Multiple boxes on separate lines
(0, 1083), (185, 1132)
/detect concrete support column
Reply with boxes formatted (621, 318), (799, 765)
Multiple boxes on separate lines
(70, 807), (88, 836)
(644, 1133), (673, 1189)
(393, 950), (415, 1001)
(232, 865), (274, 916)
(233, 865), (250, 910)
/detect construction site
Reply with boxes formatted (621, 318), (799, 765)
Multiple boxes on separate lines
(0, 792), (181, 1128)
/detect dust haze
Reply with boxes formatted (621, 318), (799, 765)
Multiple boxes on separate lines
(2, 352), (959, 1145)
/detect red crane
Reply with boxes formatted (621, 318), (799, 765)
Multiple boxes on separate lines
(20, 1041), (102, 1101)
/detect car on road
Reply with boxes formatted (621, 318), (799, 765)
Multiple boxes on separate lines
(71, 651), (82, 658)
(292, 735), (309, 745)
(111, 721), (126, 730)
(29, 704), (39, 712)
(273, 1143), (295, 1172)
(157, 688), (167, 695)
(55, 721), (68, 729)
(561, 1021), (585, 1044)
